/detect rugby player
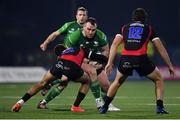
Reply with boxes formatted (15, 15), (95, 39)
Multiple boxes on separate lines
(11, 45), (108, 112)
(99, 8), (175, 114)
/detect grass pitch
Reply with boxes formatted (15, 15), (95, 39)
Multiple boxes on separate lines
(0, 80), (180, 119)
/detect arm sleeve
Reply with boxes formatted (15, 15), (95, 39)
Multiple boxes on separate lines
(58, 22), (72, 35)
(96, 29), (109, 47)
(149, 25), (159, 41)
(87, 51), (108, 64)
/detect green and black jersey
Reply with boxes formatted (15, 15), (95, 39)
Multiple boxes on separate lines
(58, 21), (82, 42)
(64, 29), (108, 53)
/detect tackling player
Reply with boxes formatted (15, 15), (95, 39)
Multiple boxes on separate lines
(11, 45), (108, 112)
(39, 17), (120, 111)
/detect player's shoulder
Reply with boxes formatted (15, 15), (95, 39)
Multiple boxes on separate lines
(96, 28), (104, 33)
(96, 29), (106, 37)
(95, 29), (108, 42)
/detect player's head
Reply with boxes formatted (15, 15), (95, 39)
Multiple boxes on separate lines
(54, 44), (66, 56)
(132, 8), (148, 23)
(82, 17), (97, 38)
(76, 7), (88, 24)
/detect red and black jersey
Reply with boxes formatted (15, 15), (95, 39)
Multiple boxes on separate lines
(58, 47), (107, 66)
(59, 47), (85, 66)
(121, 22), (158, 56)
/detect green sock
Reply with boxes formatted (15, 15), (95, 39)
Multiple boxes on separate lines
(45, 86), (64, 103)
(51, 79), (63, 86)
(90, 80), (101, 98)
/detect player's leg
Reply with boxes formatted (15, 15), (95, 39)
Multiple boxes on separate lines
(99, 70), (127, 114)
(37, 74), (68, 109)
(97, 69), (109, 96)
(38, 60), (81, 109)
(41, 75), (67, 96)
(147, 67), (168, 114)
(71, 72), (90, 112)
(40, 44), (66, 95)
(137, 56), (168, 114)
(97, 70), (120, 111)
(81, 63), (102, 109)
(11, 70), (56, 112)
(37, 80), (69, 109)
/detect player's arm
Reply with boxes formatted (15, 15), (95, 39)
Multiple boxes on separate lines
(40, 30), (60, 51)
(152, 37), (175, 79)
(40, 22), (72, 51)
(97, 29), (109, 57)
(105, 34), (123, 74)
(101, 44), (109, 58)
(86, 50), (108, 64)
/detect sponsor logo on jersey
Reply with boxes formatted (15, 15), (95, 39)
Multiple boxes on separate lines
(93, 41), (99, 46)
(68, 28), (75, 33)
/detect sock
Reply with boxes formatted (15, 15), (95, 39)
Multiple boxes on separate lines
(41, 99), (47, 104)
(157, 99), (164, 108)
(45, 86), (64, 103)
(51, 79), (63, 86)
(21, 93), (32, 103)
(73, 92), (86, 107)
(103, 96), (114, 109)
(90, 80), (101, 99)
(101, 91), (115, 108)
(17, 99), (24, 105)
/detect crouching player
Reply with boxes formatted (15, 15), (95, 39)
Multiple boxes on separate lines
(11, 44), (108, 112)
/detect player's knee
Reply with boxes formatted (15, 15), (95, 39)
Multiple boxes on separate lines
(39, 80), (47, 87)
(87, 69), (97, 76)
(118, 76), (127, 84)
(82, 79), (90, 85)
(155, 75), (163, 82)
(83, 65), (96, 76)
(58, 80), (68, 87)
(149, 69), (163, 82)
(57, 81), (68, 90)
(34, 81), (45, 90)
(101, 85), (109, 92)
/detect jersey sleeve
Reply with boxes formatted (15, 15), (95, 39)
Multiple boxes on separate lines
(58, 21), (73, 35)
(64, 30), (81, 48)
(85, 50), (108, 64)
(149, 25), (159, 41)
(96, 29), (109, 47)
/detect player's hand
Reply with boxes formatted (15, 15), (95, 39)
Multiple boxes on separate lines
(40, 43), (47, 51)
(169, 66), (175, 80)
(89, 61), (102, 69)
(105, 63), (113, 75)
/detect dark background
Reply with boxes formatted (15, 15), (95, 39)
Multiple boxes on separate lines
(0, 0), (179, 66)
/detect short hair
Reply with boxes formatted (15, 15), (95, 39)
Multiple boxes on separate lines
(85, 17), (97, 26)
(76, 6), (88, 15)
(54, 44), (66, 56)
(132, 8), (148, 23)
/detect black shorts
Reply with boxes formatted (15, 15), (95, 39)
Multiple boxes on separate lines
(118, 55), (156, 76)
(50, 59), (83, 80)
